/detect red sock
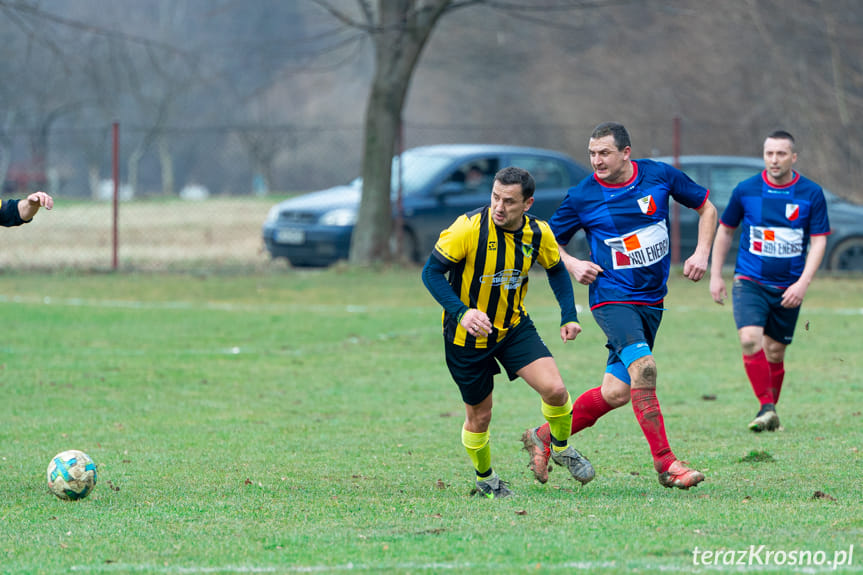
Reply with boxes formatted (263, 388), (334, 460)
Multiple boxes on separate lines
(631, 388), (676, 473)
(768, 361), (785, 404)
(571, 386), (615, 434)
(743, 350), (773, 406)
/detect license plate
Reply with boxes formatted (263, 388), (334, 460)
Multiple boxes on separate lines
(275, 228), (305, 245)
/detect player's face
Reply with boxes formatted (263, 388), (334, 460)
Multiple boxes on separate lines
(589, 135), (632, 184)
(763, 137), (797, 185)
(490, 181), (533, 231)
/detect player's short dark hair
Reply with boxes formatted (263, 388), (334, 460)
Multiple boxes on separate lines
(495, 166), (536, 200)
(591, 122), (631, 151)
(766, 130), (796, 151)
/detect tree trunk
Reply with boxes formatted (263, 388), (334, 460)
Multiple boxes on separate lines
(158, 135), (174, 196)
(349, 0), (451, 266)
(128, 143), (144, 198)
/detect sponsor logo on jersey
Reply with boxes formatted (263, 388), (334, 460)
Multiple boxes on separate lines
(749, 226), (803, 258)
(786, 204), (800, 221)
(604, 221), (669, 269)
(481, 269), (525, 290)
(637, 195), (657, 215)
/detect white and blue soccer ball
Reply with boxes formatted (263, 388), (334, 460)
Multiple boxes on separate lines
(47, 450), (97, 500)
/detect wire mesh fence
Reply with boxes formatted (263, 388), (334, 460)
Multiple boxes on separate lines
(2, 119), (860, 271)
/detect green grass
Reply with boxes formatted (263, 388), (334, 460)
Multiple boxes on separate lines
(0, 268), (861, 574)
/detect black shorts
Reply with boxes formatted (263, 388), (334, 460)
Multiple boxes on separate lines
(732, 277), (799, 345)
(444, 317), (552, 406)
(591, 303), (662, 369)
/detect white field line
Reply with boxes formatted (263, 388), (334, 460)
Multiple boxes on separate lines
(65, 560), (863, 573)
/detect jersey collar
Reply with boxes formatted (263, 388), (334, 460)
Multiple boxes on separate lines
(762, 170), (800, 189)
(594, 160), (638, 189)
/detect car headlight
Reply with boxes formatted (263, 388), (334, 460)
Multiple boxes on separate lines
(320, 208), (357, 226)
(265, 205), (282, 224)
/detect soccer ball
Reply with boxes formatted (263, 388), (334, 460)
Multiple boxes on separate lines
(47, 450), (97, 501)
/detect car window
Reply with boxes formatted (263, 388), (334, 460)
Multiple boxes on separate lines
(391, 153), (454, 196)
(510, 156), (570, 189)
(707, 165), (762, 209)
(442, 159), (500, 194)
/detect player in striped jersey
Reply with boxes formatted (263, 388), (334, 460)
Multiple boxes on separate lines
(522, 122), (717, 490)
(710, 131), (830, 432)
(422, 166), (591, 498)
(1, 191), (53, 228)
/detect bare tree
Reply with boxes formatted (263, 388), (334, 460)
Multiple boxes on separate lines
(315, 0), (464, 265)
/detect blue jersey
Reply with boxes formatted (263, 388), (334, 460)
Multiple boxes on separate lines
(720, 170), (831, 289)
(550, 159), (709, 309)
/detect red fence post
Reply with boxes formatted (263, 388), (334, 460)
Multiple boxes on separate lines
(112, 122), (119, 271)
(671, 117), (681, 266)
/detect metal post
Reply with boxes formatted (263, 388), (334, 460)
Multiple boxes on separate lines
(671, 117), (681, 266)
(112, 122), (119, 271)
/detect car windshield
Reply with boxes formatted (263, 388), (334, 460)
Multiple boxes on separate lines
(349, 151), (454, 197)
(391, 151), (453, 196)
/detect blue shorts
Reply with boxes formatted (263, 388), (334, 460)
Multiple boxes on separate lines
(591, 303), (663, 385)
(444, 317), (552, 406)
(732, 277), (799, 345)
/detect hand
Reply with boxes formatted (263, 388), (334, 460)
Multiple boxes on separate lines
(564, 255), (603, 285)
(709, 274), (727, 305)
(560, 321), (581, 342)
(460, 308), (492, 337)
(26, 191), (53, 210)
(683, 252), (708, 282)
(781, 280), (807, 308)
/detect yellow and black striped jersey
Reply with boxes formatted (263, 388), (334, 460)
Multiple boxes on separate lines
(432, 206), (561, 348)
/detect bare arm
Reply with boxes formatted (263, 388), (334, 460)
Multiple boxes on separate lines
(781, 234), (827, 308)
(683, 199), (717, 282)
(18, 191), (53, 221)
(709, 224), (735, 304)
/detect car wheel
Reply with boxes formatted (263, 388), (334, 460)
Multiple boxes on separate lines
(828, 237), (863, 272)
(288, 259), (329, 268)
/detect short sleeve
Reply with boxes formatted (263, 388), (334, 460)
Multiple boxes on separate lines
(536, 220), (562, 270)
(433, 214), (473, 264)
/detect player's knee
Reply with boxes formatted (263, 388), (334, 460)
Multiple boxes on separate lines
(630, 356), (657, 388)
(740, 338), (760, 356)
(465, 410), (492, 431)
(739, 329), (762, 355)
(543, 381), (569, 406)
(606, 387), (630, 407)
(601, 377), (631, 407)
(763, 340), (786, 362)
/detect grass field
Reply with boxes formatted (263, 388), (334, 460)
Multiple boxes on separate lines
(0, 268), (861, 574)
(0, 196), (280, 270)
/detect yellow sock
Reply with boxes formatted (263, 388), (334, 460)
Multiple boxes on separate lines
(461, 426), (492, 477)
(542, 393), (573, 452)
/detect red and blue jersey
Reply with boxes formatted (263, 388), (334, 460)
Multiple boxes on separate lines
(720, 170), (831, 289)
(550, 159), (709, 309)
